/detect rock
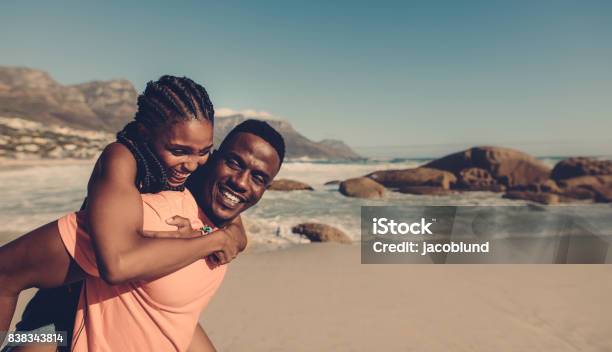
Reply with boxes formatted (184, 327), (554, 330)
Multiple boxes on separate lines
(396, 186), (455, 196)
(558, 175), (612, 189)
(462, 184), (507, 192)
(556, 176), (612, 203)
(366, 167), (456, 189)
(456, 167), (502, 191)
(339, 177), (385, 198)
(21, 144), (40, 152)
(32, 137), (48, 144)
(268, 179), (314, 191)
(425, 146), (551, 187)
(46, 146), (65, 158)
(63, 144), (77, 151)
(591, 186), (612, 203)
(503, 191), (560, 205)
(324, 180), (341, 185)
(551, 157), (612, 180)
(508, 179), (561, 193)
(292, 223), (351, 244)
(558, 187), (595, 200)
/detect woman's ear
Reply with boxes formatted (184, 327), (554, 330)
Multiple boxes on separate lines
(135, 122), (151, 141)
(209, 150), (219, 161)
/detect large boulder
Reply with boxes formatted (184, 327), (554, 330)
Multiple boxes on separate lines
(339, 177), (385, 198)
(292, 223), (352, 244)
(503, 191), (560, 205)
(397, 186), (456, 196)
(551, 157), (612, 180)
(456, 167), (504, 191)
(366, 167), (456, 189)
(508, 179), (561, 194)
(592, 186), (612, 203)
(324, 180), (341, 185)
(557, 175), (612, 203)
(557, 187), (596, 200)
(557, 175), (612, 189)
(424, 146), (551, 187)
(268, 179), (314, 191)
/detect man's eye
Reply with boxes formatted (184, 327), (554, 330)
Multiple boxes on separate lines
(226, 158), (240, 169)
(252, 174), (265, 185)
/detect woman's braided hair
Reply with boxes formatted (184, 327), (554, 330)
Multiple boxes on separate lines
(116, 75), (214, 193)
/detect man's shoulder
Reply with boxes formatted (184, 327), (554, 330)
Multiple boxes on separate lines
(141, 190), (199, 225)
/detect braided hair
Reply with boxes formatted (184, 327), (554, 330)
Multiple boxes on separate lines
(116, 75), (214, 193)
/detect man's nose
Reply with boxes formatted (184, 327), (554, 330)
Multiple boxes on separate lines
(229, 170), (249, 192)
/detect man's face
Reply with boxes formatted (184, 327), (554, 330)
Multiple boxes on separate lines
(198, 132), (281, 224)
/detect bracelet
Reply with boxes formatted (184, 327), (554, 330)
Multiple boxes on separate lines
(200, 225), (213, 235)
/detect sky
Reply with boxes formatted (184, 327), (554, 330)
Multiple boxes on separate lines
(1, 0), (611, 157)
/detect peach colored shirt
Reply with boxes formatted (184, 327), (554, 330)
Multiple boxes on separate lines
(57, 190), (227, 352)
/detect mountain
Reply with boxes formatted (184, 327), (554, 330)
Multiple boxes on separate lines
(0, 66), (361, 160)
(0, 66), (137, 132)
(214, 114), (362, 160)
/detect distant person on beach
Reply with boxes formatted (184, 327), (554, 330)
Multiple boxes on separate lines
(0, 75), (250, 351)
(0, 120), (284, 351)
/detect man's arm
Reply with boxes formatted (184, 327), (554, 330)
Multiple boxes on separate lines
(187, 324), (217, 352)
(86, 143), (238, 285)
(148, 215), (247, 265)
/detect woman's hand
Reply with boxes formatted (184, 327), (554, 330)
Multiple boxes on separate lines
(141, 215), (242, 266)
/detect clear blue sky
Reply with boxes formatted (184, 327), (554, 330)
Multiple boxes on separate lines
(1, 0), (611, 157)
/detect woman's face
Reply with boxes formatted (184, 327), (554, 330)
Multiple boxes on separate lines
(150, 118), (214, 188)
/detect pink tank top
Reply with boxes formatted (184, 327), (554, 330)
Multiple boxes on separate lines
(57, 190), (227, 352)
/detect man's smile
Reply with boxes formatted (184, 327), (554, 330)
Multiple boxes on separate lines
(217, 184), (246, 208)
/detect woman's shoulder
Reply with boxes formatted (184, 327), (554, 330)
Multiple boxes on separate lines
(102, 142), (135, 159)
(96, 142), (137, 170)
(88, 142), (138, 186)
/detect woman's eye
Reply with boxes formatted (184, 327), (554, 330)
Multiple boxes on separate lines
(170, 150), (187, 156)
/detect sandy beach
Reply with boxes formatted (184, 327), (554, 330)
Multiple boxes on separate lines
(201, 244), (612, 351)
(10, 244), (612, 351)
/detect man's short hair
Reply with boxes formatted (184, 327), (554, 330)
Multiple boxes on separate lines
(219, 119), (286, 166)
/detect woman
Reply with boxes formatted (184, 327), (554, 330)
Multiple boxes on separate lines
(0, 75), (246, 350)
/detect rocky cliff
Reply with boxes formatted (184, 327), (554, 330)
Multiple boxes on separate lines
(0, 66), (361, 160)
(0, 66), (137, 132)
(214, 114), (361, 160)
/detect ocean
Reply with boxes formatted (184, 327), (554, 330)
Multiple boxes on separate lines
(1, 157), (611, 251)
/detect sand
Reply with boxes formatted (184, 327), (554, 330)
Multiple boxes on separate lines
(10, 244), (612, 351)
(201, 243), (612, 351)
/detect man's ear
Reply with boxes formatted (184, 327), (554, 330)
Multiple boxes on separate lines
(265, 178), (275, 189)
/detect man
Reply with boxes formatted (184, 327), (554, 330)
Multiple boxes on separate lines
(6, 119), (285, 352)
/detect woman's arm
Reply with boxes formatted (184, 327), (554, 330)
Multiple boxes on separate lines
(86, 143), (239, 285)
(143, 215), (247, 265)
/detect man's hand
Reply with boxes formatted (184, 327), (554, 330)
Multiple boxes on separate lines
(207, 230), (240, 266)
